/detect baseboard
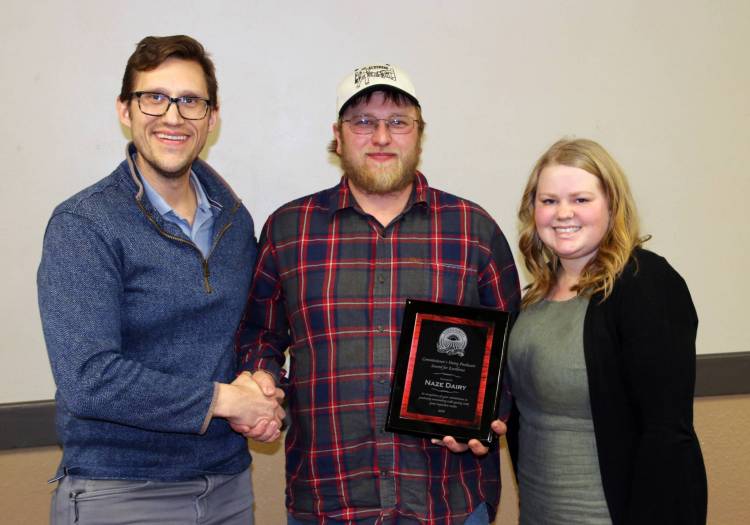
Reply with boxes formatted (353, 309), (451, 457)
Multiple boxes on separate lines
(0, 400), (57, 450)
(695, 352), (750, 396)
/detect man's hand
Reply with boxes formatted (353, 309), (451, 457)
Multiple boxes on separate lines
(249, 370), (282, 400)
(430, 419), (508, 456)
(490, 419), (507, 436)
(214, 372), (285, 442)
(233, 371), (285, 442)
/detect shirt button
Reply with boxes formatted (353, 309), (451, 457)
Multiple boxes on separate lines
(377, 375), (387, 384)
(380, 470), (388, 477)
(377, 325), (385, 333)
(377, 274), (385, 284)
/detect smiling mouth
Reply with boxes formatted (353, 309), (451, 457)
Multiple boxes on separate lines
(155, 132), (188, 142)
(554, 226), (581, 233)
(367, 152), (396, 161)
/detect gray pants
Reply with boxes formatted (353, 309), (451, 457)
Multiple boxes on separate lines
(50, 467), (254, 524)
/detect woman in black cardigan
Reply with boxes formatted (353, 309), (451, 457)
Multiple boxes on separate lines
(499, 138), (707, 524)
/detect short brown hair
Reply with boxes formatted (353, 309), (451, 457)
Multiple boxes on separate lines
(119, 35), (218, 106)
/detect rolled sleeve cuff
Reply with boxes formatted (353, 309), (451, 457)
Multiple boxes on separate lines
(200, 382), (220, 435)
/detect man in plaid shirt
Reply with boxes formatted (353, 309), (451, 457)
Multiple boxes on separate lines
(236, 63), (520, 524)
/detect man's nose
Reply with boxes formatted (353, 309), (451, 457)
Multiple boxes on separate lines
(162, 101), (185, 124)
(370, 120), (391, 145)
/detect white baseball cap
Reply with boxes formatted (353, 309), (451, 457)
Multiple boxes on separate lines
(336, 63), (418, 115)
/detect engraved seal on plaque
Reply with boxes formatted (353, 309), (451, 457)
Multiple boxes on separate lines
(436, 327), (468, 357)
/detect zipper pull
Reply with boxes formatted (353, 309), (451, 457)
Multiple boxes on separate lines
(202, 260), (213, 293)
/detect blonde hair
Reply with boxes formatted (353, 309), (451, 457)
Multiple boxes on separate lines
(518, 138), (646, 308)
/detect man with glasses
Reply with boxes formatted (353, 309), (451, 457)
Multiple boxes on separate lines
(38, 35), (283, 524)
(236, 63), (520, 524)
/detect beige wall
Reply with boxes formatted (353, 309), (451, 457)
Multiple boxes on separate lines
(1, 395), (747, 524)
(4, 1), (750, 404)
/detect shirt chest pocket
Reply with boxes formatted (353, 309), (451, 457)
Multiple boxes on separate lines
(395, 260), (480, 306)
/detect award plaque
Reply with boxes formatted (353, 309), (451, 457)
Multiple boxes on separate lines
(385, 299), (511, 445)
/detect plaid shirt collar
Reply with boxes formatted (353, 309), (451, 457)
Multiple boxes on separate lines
(326, 171), (431, 220)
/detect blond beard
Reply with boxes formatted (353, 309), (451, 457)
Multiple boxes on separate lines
(343, 162), (415, 194)
(340, 149), (420, 195)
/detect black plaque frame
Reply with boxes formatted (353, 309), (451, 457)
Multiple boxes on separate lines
(385, 299), (511, 445)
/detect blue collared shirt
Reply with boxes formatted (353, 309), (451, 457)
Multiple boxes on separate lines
(140, 171), (216, 258)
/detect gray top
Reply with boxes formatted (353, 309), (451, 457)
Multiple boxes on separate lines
(508, 296), (612, 525)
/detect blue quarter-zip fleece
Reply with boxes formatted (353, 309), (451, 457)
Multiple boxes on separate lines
(37, 143), (257, 481)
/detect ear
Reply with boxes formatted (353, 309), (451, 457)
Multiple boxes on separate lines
(116, 96), (132, 129)
(208, 105), (219, 132)
(332, 122), (342, 155)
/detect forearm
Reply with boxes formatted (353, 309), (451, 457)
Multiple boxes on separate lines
(234, 227), (291, 376)
(49, 346), (217, 433)
(235, 295), (290, 379)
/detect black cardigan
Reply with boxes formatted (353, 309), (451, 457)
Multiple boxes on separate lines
(507, 249), (707, 524)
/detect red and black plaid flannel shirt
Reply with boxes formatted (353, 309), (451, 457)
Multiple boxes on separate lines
(237, 173), (520, 524)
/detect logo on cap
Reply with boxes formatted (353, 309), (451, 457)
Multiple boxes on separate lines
(354, 64), (397, 89)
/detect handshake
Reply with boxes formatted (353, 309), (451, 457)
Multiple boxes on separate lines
(213, 371), (286, 442)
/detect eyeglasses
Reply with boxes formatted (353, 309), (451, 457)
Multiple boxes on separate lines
(342, 115), (419, 135)
(130, 91), (212, 120)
